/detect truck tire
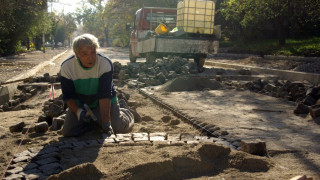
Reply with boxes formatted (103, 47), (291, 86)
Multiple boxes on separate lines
(146, 53), (156, 63)
(129, 46), (137, 63)
(194, 56), (206, 67)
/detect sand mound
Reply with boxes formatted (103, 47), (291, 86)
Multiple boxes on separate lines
(117, 143), (272, 179)
(158, 76), (222, 92)
(47, 163), (103, 180)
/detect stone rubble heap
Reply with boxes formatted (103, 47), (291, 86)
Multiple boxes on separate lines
(3, 133), (266, 180)
(222, 76), (320, 118)
(8, 85), (141, 135)
(0, 73), (60, 112)
(115, 56), (199, 87)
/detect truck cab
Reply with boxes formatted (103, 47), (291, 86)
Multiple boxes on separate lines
(129, 7), (177, 62)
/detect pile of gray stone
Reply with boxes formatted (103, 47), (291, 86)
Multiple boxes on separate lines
(0, 73), (60, 112)
(225, 78), (320, 117)
(9, 95), (66, 134)
(293, 61), (320, 74)
(115, 56), (198, 87)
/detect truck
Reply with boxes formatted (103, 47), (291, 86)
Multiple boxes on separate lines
(129, 0), (221, 67)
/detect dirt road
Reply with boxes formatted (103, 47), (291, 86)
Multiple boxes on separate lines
(0, 47), (319, 179)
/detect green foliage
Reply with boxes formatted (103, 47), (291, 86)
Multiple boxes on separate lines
(224, 37), (320, 56)
(218, 0), (320, 45)
(0, 0), (48, 55)
(53, 13), (77, 46)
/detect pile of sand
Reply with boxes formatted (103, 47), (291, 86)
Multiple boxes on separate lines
(47, 163), (103, 180)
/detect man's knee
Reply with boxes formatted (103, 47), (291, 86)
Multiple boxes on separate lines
(112, 109), (134, 134)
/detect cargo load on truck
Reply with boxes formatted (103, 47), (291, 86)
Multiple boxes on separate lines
(129, 0), (221, 68)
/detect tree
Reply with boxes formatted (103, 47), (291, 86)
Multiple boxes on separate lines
(0, 0), (48, 55)
(218, 0), (320, 45)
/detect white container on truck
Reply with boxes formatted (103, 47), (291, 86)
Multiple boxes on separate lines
(129, 0), (220, 67)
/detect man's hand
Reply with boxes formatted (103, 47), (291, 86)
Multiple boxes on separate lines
(77, 108), (91, 123)
(102, 121), (114, 136)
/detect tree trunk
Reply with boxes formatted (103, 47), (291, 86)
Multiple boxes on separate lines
(26, 37), (30, 50)
(277, 17), (286, 46)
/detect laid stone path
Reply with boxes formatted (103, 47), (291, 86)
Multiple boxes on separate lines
(3, 132), (237, 180)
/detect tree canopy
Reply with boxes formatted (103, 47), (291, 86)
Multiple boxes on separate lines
(0, 0), (48, 55)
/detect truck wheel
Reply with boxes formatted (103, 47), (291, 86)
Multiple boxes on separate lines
(146, 53), (156, 63)
(129, 46), (137, 63)
(194, 56), (206, 67)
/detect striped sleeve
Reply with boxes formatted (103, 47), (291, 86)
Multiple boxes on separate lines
(97, 54), (114, 99)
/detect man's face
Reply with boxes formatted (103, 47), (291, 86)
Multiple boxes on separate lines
(76, 44), (97, 68)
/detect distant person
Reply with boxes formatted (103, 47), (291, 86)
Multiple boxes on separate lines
(60, 33), (134, 137)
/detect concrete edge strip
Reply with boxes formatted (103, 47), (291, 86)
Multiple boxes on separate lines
(0, 50), (68, 104)
(209, 53), (320, 62)
(205, 61), (320, 85)
(6, 50), (68, 82)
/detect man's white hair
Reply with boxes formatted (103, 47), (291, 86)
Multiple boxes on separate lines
(72, 33), (100, 53)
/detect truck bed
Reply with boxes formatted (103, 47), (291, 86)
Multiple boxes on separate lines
(137, 36), (219, 55)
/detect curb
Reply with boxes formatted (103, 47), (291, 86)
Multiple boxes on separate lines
(0, 50), (68, 106)
(205, 61), (320, 85)
(209, 53), (320, 62)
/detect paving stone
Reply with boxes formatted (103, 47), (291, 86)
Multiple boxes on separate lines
(86, 140), (100, 147)
(187, 141), (199, 144)
(23, 168), (42, 175)
(50, 117), (65, 131)
(14, 150), (31, 158)
(38, 146), (60, 155)
(22, 125), (35, 134)
(241, 139), (267, 156)
(103, 138), (116, 144)
(36, 157), (59, 166)
(294, 102), (310, 114)
(9, 122), (25, 133)
(26, 173), (43, 180)
(34, 152), (60, 161)
(97, 139), (104, 144)
(3, 174), (24, 180)
(150, 132), (166, 141)
(28, 146), (43, 154)
(133, 133), (148, 141)
(216, 140), (236, 149)
(59, 143), (74, 150)
(34, 122), (49, 133)
(62, 137), (78, 144)
(13, 155), (30, 163)
(24, 163), (39, 171)
(195, 136), (214, 143)
(38, 162), (61, 175)
(167, 134), (181, 141)
(309, 104), (320, 118)
(50, 141), (65, 147)
(6, 166), (23, 175)
(9, 162), (27, 170)
(181, 133), (194, 142)
(115, 133), (132, 142)
(72, 141), (87, 148)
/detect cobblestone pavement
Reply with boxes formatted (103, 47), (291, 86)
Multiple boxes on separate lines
(4, 133), (233, 180)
